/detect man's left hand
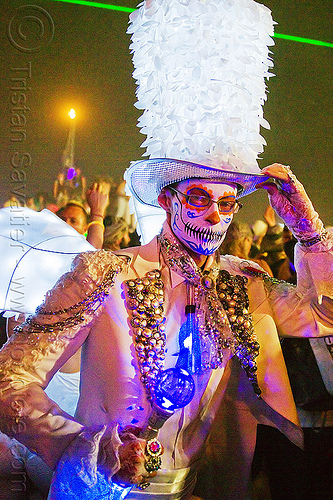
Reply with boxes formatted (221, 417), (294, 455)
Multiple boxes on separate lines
(256, 163), (325, 243)
(113, 426), (157, 487)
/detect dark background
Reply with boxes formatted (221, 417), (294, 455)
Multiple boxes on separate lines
(1, 0), (332, 225)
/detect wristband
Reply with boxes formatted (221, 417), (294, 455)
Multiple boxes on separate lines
(87, 220), (105, 230)
(299, 230), (328, 247)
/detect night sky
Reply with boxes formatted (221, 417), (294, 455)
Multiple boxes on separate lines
(1, 0), (332, 226)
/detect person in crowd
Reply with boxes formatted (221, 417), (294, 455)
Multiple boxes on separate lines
(2, 195), (21, 208)
(25, 197), (38, 211)
(115, 179), (137, 233)
(103, 218), (131, 251)
(250, 206), (296, 282)
(53, 171), (69, 209)
(220, 220), (273, 276)
(260, 221), (294, 282)
(85, 181), (111, 250)
(56, 180), (110, 251)
(56, 201), (88, 235)
(67, 167), (87, 204)
(250, 219), (269, 258)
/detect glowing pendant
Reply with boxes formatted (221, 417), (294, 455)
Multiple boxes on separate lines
(141, 367), (195, 440)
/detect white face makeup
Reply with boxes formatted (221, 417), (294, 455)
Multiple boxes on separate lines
(168, 179), (238, 255)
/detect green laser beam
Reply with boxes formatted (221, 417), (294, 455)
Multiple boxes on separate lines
(48, 0), (136, 12)
(48, 0), (333, 48)
(273, 33), (333, 48)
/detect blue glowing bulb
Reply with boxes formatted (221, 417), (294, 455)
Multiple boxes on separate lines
(154, 367), (195, 412)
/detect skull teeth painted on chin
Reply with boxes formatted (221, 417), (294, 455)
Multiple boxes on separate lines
(181, 222), (226, 255)
(185, 222), (225, 244)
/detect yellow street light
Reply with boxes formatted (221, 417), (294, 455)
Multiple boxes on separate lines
(68, 108), (76, 120)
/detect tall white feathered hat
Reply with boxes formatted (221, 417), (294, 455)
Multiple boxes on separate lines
(124, 0), (275, 237)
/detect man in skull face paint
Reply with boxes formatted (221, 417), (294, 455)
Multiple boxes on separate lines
(158, 179), (240, 261)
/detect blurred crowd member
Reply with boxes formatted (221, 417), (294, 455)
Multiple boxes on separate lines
(220, 221), (273, 276)
(67, 167), (86, 204)
(35, 191), (48, 211)
(56, 180), (110, 251)
(103, 218), (131, 251)
(259, 225), (287, 276)
(88, 176), (115, 204)
(275, 227), (297, 283)
(250, 219), (268, 257)
(56, 201), (88, 235)
(85, 181), (111, 250)
(26, 196), (38, 211)
(115, 179), (136, 232)
(2, 195), (21, 208)
(53, 171), (69, 208)
(253, 205), (295, 281)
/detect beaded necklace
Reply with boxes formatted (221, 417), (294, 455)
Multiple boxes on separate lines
(125, 228), (261, 399)
(159, 230), (261, 396)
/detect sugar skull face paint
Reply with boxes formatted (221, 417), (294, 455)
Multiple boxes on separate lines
(168, 179), (238, 255)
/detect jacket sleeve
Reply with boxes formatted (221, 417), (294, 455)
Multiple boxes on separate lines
(266, 229), (333, 338)
(0, 250), (124, 468)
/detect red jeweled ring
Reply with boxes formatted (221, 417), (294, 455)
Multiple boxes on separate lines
(144, 438), (163, 473)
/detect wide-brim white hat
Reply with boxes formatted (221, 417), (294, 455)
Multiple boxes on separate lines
(124, 158), (269, 208)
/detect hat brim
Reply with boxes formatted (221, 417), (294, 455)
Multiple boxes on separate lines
(124, 158), (269, 208)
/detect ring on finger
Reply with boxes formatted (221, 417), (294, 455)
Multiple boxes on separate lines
(144, 438), (163, 473)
